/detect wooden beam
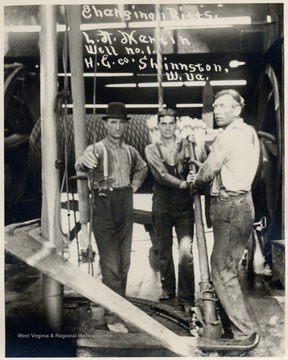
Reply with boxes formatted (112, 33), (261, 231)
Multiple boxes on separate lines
(5, 222), (197, 357)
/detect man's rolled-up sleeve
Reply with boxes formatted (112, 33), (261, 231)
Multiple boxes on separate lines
(130, 149), (148, 191)
(194, 136), (226, 188)
(75, 144), (94, 172)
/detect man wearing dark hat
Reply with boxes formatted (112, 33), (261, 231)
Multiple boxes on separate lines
(75, 102), (148, 329)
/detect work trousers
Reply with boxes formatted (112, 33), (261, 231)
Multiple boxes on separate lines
(210, 191), (256, 339)
(152, 186), (195, 306)
(92, 187), (133, 297)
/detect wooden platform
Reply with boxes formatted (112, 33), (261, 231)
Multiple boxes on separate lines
(5, 221), (198, 357)
(5, 218), (285, 357)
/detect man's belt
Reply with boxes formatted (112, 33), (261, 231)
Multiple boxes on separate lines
(93, 186), (131, 192)
(112, 186), (131, 191)
(215, 189), (249, 202)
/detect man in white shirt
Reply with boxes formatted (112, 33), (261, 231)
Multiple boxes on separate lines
(190, 89), (260, 354)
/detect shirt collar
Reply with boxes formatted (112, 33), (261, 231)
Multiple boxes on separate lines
(104, 137), (126, 149)
(225, 118), (244, 131)
(158, 135), (182, 147)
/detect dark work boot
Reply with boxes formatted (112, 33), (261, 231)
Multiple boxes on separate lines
(159, 289), (175, 301)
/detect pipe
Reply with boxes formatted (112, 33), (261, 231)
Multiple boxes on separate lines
(188, 141), (222, 339)
(42, 276), (63, 331)
(40, 4), (63, 332)
(67, 5), (90, 243)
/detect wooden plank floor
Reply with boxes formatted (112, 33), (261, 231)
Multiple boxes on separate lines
(5, 194), (285, 357)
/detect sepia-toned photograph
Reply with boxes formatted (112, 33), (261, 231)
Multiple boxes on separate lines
(3, 1), (285, 357)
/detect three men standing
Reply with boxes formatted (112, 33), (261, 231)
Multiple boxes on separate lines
(76, 91), (260, 349)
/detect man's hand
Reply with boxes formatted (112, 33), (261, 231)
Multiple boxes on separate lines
(186, 170), (197, 184)
(187, 134), (196, 144)
(190, 159), (203, 169)
(179, 180), (188, 189)
(186, 170), (200, 194)
(81, 150), (99, 170)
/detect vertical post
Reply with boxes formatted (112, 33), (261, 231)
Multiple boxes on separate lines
(155, 4), (164, 111)
(40, 4), (63, 332)
(202, 81), (214, 129)
(67, 5), (90, 241)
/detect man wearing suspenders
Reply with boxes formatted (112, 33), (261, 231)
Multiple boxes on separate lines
(75, 102), (148, 329)
(145, 108), (195, 314)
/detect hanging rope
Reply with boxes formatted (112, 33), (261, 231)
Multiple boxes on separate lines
(155, 3), (164, 111)
(54, 5), (74, 261)
(58, 6), (71, 260)
(55, 8), (97, 272)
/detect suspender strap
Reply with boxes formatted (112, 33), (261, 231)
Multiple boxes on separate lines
(155, 142), (164, 161)
(101, 143), (108, 180)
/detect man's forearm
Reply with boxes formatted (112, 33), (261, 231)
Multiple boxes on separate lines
(149, 166), (183, 188)
(131, 164), (148, 191)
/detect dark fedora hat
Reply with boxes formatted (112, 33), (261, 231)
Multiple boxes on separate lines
(102, 102), (131, 120)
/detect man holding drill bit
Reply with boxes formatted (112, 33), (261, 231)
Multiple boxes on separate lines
(75, 102), (148, 330)
(189, 89), (260, 355)
(145, 108), (195, 314)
